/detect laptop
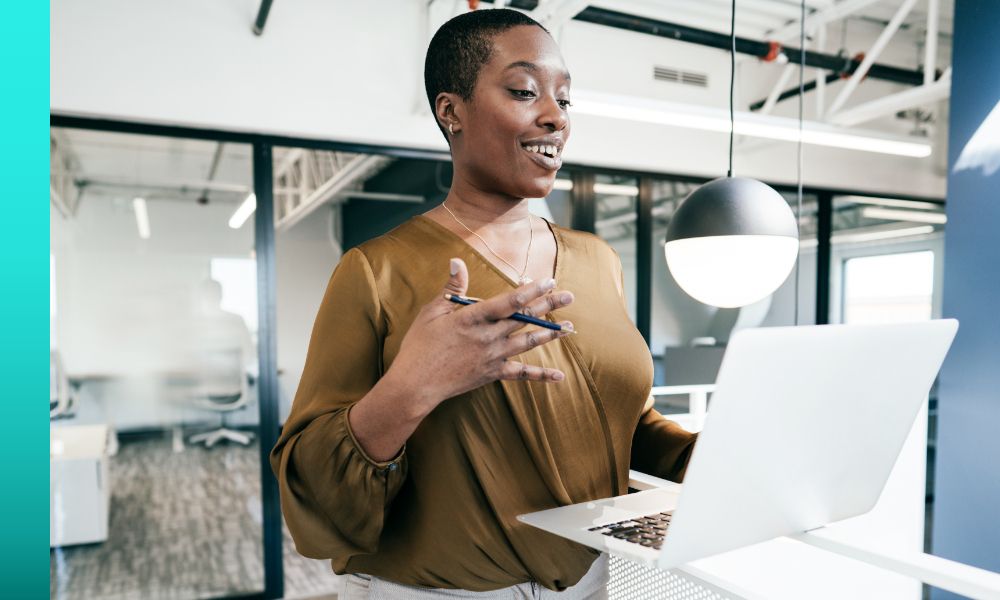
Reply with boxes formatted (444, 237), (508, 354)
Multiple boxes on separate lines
(518, 320), (958, 570)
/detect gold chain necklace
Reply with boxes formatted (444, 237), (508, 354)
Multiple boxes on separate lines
(441, 201), (534, 285)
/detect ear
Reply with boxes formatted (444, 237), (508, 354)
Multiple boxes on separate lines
(434, 92), (463, 135)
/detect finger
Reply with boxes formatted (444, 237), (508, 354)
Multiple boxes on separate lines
(499, 360), (565, 382)
(503, 321), (575, 355)
(441, 258), (469, 301)
(496, 290), (575, 335)
(475, 277), (557, 322)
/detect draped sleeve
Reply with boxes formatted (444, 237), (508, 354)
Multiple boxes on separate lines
(269, 247), (407, 559)
(606, 247), (699, 483)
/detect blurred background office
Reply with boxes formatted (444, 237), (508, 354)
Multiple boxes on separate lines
(49, 1), (998, 599)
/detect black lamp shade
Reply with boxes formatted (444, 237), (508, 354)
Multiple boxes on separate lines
(665, 177), (798, 243)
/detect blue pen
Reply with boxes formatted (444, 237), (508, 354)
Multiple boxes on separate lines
(444, 294), (576, 334)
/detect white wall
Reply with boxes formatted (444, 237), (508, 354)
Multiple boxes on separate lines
(51, 0), (947, 198)
(275, 205), (342, 422)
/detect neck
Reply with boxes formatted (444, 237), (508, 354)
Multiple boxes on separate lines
(443, 171), (532, 227)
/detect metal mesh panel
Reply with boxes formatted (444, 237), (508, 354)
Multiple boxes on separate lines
(607, 556), (742, 600)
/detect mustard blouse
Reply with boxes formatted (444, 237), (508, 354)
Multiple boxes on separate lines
(270, 214), (697, 592)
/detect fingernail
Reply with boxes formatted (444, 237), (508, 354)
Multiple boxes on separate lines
(450, 258), (460, 276)
(561, 321), (574, 332)
(542, 278), (556, 291)
(560, 292), (573, 304)
(552, 371), (565, 381)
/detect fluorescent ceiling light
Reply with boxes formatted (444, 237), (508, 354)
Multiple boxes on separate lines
(229, 193), (257, 229)
(860, 206), (947, 224)
(839, 195), (941, 211)
(572, 90), (933, 158)
(548, 179), (640, 196)
(800, 224), (936, 248)
(594, 182), (639, 196)
(132, 197), (150, 239)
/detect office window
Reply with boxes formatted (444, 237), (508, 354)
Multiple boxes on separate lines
(211, 257), (259, 334)
(842, 251), (935, 324)
(594, 174), (639, 323)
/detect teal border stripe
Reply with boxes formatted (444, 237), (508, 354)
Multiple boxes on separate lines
(1, 1), (49, 597)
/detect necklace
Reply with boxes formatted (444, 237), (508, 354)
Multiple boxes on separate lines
(441, 201), (534, 285)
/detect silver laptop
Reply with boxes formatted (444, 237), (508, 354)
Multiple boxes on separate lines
(518, 320), (958, 570)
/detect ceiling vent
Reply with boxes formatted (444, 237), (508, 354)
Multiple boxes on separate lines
(654, 65), (708, 88)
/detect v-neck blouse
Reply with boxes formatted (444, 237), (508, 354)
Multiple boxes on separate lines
(270, 215), (697, 592)
(416, 213), (561, 287)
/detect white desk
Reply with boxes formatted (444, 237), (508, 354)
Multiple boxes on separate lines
(618, 470), (1000, 599)
(50, 424), (110, 547)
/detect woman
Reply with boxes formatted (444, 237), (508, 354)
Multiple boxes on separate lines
(270, 8), (697, 598)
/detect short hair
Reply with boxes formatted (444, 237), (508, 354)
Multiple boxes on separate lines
(424, 9), (550, 143)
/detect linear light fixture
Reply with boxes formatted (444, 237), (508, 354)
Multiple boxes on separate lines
(594, 182), (640, 196)
(548, 179), (640, 196)
(572, 90), (933, 158)
(132, 197), (150, 239)
(861, 206), (947, 224)
(840, 195), (942, 211)
(229, 193), (257, 229)
(799, 224), (936, 248)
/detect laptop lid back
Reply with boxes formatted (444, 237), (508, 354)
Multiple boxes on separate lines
(658, 320), (957, 569)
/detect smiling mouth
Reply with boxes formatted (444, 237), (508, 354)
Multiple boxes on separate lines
(521, 143), (561, 159)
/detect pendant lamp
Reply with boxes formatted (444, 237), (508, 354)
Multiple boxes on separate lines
(664, 0), (800, 309)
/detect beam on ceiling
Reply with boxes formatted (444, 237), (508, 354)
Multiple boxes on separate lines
(826, 0), (919, 116)
(923, 0), (939, 86)
(828, 70), (951, 126)
(499, 1), (930, 86)
(766, 0), (885, 42)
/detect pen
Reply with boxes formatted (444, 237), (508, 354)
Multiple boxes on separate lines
(444, 294), (577, 334)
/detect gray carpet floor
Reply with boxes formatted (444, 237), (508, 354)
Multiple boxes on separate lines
(50, 434), (341, 600)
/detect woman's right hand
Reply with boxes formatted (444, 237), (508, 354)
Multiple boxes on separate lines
(385, 257), (575, 416)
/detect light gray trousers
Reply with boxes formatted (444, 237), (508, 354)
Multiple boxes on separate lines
(340, 553), (609, 600)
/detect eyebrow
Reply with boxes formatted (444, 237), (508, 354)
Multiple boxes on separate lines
(503, 60), (572, 82)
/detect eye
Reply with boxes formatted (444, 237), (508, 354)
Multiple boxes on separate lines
(558, 99), (573, 109)
(510, 89), (536, 99)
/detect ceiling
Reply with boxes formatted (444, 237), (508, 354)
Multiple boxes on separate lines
(52, 1), (954, 226)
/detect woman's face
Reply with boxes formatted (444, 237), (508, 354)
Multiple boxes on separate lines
(449, 25), (572, 200)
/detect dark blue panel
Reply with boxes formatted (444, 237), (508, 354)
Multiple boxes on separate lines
(933, 0), (1000, 595)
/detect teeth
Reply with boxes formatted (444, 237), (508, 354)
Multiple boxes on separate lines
(523, 144), (560, 157)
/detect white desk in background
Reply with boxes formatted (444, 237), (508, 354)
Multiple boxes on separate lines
(651, 384), (714, 432)
(50, 424), (111, 547)
(619, 471), (1000, 600)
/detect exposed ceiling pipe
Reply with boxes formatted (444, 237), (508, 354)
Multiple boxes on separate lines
(198, 142), (225, 204)
(253, 0), (274, 36)
(498, 1), (931, 87)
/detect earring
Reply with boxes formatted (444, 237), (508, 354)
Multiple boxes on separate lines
(448, 123), (455, 136)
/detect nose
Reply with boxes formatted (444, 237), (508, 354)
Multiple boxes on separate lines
(537, 94), (568, 132)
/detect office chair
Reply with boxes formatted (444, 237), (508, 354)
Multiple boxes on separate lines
(188, 347), (254, 448)
(50, 350), (76, 420)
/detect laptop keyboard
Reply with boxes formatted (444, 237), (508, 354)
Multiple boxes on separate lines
(586, 511), (672, 549)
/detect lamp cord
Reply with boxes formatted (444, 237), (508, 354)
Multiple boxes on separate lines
(794, 0), (805, 327)
(728, 0), (735, 178)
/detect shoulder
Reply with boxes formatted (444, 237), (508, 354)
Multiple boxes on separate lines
(354, 216), (426, 255)
(344, 216), (449, 302)
(548, 220), (621, 264)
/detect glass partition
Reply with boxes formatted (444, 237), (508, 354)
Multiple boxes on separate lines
(49, 128), (264, 599)
(594, 173), (640, 323)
